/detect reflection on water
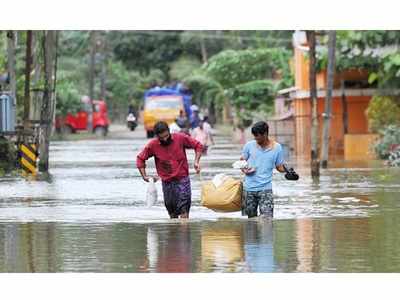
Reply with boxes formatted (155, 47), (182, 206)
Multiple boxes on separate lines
(201, 221), (246, 272)
(142, 224), (194, 272)
(1, 210), (400, 272)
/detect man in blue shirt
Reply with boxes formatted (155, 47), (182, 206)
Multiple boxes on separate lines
(240, 121), (286, 218)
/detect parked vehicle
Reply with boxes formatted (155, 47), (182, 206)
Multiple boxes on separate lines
(55, 100), (110, 136)
(143, 85), (192, 138)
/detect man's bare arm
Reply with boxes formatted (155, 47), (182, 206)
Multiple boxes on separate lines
(276, 164), (285, 173)
(139, 167), (150, 182)
(194, 151), (202, 173)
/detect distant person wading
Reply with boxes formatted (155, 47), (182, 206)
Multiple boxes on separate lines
(136, 121), (203, 219)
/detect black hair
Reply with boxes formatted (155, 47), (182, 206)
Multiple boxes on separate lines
(203, 116), (209, 122)
(251, 121), (269, 136)
(154, 121), (170, 135)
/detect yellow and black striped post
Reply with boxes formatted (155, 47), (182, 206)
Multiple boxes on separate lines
(19, 143), (38, 176)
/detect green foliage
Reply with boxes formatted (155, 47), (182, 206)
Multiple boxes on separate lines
(56, 79), (82, 116)
(0, 34), (7, 71)
(388, 148), (400, 167)
(56, 31), (91, 116)
(169, 56), (201, 81)
(229, 79), (276, 112)
(374, 125), (400, 159)
(109, 31), (183, 76)
(205, 49), (276, 88)
(179, 31), (225, 60)
(337, 30), (400, 50)
(0, 138), (17, 173)
(369, 53), (400, 88)
(183, 48), (293, 123)
(317, 31), (400, 89)
(204, 48), (293, 88)
(2, 31), (295, 124)
(144, 69), (166, 87)
(183, 73), (226, 109)
(366, 96), (400, 133)
(106, 61), (142, 111)
(58, 30), (90, 57)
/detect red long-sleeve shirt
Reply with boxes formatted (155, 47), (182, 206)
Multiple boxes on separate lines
(136, 133), (203, 182)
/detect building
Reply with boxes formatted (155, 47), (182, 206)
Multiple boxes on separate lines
(273, 32), (379, 161)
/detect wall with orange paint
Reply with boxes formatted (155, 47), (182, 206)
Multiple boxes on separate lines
(344, 134), (378, 160)
(293, 95), (371, 159)
(294, 47), (369, 90)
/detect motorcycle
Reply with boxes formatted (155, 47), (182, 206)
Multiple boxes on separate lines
(127, 113), (137, 131)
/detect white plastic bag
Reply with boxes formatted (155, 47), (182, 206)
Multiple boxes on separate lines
(232, 160), (248, 169)
(211, 173), (229, 188)
(146, 178), (158, 207)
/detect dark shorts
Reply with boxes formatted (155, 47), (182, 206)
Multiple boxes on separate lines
(242, 189), (274, 218)
(162, 176), (191, 218)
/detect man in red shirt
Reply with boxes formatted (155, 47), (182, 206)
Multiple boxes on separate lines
(136, 121), (203, 219)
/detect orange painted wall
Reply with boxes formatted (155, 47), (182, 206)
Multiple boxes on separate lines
(294, 47), (369, 90)
(294, 95), (371, 159)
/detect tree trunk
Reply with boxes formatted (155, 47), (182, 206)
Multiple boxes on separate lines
(208, 100), (216, 125)
(31, 31), (43, 121)
(100, 34), (107, 100)
(39, 31), (56, 172)
(50, 31), (60, 135)
(88, 31), (97, 131)
(199, 32), (208, 64)
(6, 31), (17, 104)
(321, 31), (336, 169)
(307, 31), (320, 178)
(222, 98), (232, 125)
(341, 79), (349, 135)
(24, 31), (33, 130)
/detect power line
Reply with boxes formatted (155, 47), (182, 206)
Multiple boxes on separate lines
(122, 30), (293, 43)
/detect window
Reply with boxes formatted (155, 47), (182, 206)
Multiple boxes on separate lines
(145, 96), (183, 110)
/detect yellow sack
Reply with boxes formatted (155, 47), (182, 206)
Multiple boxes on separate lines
(201, 177), (243, 212)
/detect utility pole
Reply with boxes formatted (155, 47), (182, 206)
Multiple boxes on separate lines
(39, 31), (56, 172)
(6, 31), (16, 103)
(24, 30), (33, 131)
(321, 31), (337, 168)
(341, 79), (349, 135)
(307, 30), (320, 179)
(31, 31), (43, 121)
(88, 31), (97, 132)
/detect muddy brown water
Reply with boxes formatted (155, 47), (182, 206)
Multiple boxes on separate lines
(1, 127), (399, 272)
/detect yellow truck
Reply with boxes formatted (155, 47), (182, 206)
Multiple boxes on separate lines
(143, 86), (191, 138)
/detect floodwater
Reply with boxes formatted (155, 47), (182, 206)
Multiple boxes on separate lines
(1, 126), (400, 272)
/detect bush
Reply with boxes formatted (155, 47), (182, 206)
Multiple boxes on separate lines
(388, 148), (400, 167)
(366, 96), (400, 133)
(56, 79), (82, 116)
(374, 125), (400, 159)
(0, 138), (17, 173)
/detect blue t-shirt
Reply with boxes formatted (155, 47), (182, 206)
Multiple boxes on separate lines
(241, 140), (284, 192)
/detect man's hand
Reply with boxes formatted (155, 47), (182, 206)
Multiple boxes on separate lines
(194, 161), (201, 174)
(282, 164), (299, 181)
(142, 175), (160, 182)
(241, 167), (256, 175)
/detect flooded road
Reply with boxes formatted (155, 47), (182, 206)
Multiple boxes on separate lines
(1, 125), (400, 272)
